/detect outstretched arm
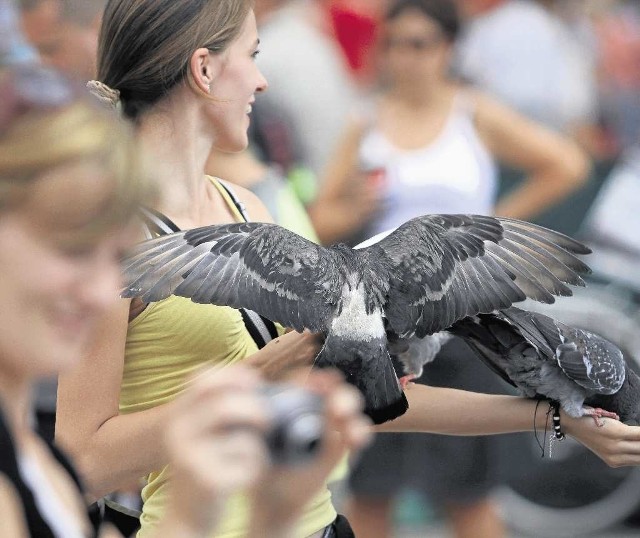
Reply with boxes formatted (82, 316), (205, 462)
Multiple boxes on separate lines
(375, 384), (640, 467)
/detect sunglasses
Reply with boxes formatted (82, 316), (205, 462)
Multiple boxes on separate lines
(0, 65), (78, 136)
(382, 34), (444, 52)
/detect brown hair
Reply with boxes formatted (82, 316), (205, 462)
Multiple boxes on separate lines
(98, 0), (253, 120)
(0, 66), (154, 237)
(386, 0), (460, 42)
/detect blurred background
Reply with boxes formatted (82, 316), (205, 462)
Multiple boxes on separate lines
(5, 0), (640, 536)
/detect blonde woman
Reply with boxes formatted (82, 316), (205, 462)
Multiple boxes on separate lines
(55, 2), (640, 538)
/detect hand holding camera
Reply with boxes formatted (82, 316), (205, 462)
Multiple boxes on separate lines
(249, 370), (372, 534)
(161, 365), (371, 537)
(261, 383), (325, 465)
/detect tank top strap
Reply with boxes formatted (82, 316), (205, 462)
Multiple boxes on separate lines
(207, 176), (249, 223)
(449, 90), (482, 134)
(138, 177), (249, 239)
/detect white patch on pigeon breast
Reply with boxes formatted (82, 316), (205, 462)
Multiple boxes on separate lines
(330, 276), (385, 340)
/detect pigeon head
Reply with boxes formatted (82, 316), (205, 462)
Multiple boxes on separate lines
(588, 367), (640, 425)
(617, 368), (640, 425)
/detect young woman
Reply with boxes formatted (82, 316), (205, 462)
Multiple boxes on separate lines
(308, 0), (590, 245)
(55, 2), (640, 538)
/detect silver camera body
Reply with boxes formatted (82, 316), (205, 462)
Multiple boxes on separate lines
(262, 384), (324, 465)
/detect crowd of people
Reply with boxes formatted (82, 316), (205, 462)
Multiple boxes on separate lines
(2, 1), (640, 537)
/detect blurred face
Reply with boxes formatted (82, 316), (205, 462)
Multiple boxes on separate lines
(381, 9), (452, 88)
(208, 10), (268, 152)
(22, 1), (99, 81)
(42, 24), (100, 81)
(20, 0), (63, 58)
(0, 161), (133, 380)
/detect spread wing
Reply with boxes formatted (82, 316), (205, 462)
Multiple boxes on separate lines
(366, 214), (591, 338)
(121, 222), (343, 332)
(555, 328), (626, 395)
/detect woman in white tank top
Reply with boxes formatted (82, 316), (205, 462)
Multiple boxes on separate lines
(309, 0), (590, 246)
(358, 90), (498, 234)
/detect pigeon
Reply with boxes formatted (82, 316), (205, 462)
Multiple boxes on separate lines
(448, 307), (640, 425)
(121, 213), (592, 424)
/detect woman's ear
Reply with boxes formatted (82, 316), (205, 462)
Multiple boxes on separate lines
(189, 47), (220, 95)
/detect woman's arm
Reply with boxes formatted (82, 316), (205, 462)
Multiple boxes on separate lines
(376, 385), (546, 435)
(376, 384), (640, 467)
(56, 299), (175, 500)
(0, 475), (28, 538)
(308, 118), (382, 245)
(474, 91), (591, 220)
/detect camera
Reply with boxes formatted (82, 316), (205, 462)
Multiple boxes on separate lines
(261, 384), (324, 465)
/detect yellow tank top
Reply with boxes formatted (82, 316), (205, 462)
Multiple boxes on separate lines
(121, 178), (336, 537)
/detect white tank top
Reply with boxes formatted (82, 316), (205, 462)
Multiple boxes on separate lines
(358, 92), (498, 235)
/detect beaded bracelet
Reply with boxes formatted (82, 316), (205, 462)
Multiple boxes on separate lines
(550, 401), (565, 441)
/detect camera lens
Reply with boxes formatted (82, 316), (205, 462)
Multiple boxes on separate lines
(262, 385), (324, 465)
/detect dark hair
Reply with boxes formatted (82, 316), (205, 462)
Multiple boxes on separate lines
(97, 0), (253, 120)
(386, 0), (460, 42)
(16, 0), (43, 10)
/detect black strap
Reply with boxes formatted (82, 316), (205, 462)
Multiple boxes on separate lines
(0, 409), (100, 537)
(322, 515), (355, 538)
(240, 309), (280, 349)
(139, 206), (180, 236)
(216, 179), (251, 222)
(139, 184), (278, 349)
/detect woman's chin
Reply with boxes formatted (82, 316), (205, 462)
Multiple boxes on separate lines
(212, 136), (249, 154)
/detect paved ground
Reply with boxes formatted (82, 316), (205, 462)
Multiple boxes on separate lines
(396, 523), (640, 538)
(330, 481), (640, 538)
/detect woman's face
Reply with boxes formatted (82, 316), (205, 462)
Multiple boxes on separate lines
(381, 9), (452, 88)
(0, 161), (133, 380)
(208, 10), (268, 152)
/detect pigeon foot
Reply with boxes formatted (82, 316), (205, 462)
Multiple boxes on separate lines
(583, 406), (620, 427)
(399, 374), (416, 390)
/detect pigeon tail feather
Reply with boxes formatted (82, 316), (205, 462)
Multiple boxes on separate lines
(366, 393), (409, 425)
(318, 336), (409, 424)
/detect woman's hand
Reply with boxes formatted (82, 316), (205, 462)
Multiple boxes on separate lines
(159, 365), (271, 537)
(563, 414), (640, 468)
(244, 330), (324, 381)
(247, 370), (372, 536)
